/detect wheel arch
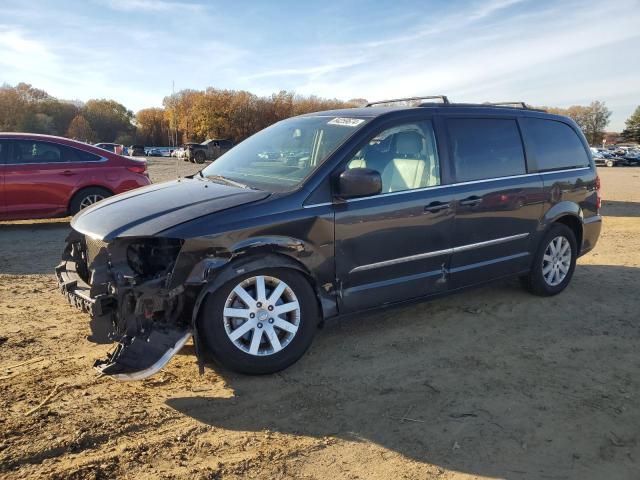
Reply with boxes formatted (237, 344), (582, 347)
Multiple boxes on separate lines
(540, 201), (584, 252)
(190, 250), (333, 335)
(554, 215), (583, 253)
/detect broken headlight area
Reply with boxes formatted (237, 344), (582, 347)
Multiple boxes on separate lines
(56, 232), (195, 380)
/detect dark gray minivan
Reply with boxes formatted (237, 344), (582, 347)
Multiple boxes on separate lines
(57, 97), (602, 379)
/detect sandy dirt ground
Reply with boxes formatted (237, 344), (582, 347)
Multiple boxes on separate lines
(1, 160), (639, 480)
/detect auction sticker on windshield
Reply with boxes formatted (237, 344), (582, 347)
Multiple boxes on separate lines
(328, 117), (365, 127)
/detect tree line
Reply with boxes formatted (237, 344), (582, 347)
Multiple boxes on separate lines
(0, 83), (136, 144)
(0, 82), (361, 146)
(1, 82), (638, 146)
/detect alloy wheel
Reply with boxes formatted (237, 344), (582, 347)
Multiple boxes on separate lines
(223, 275), (300, 356)
(79, 194), (105, 210)
(542, 235), (572, 286)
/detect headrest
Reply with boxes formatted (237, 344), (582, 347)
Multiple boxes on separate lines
(395, 131), (423, 156)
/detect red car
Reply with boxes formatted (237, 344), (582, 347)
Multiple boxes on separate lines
(0, 133), (151, 220)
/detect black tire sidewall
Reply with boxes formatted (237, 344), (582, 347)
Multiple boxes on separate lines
(195, 152), (205, 164)
(199, 268), (318, 374)
(530, 224), (578, 296)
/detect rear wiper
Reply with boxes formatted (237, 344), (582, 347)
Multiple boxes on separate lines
(205, 174), (250, 189)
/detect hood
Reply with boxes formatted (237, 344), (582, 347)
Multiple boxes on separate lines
(72, 177), (269, 241)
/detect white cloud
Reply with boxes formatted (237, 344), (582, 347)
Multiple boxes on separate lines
(98, 0), (205, 12)
(264, 0), (640, 130)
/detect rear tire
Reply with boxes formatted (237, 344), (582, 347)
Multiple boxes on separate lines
(521, 223), (577, 296)
(606, 159), (614, 167)
(199, 268), (318, 374)
(69, 187), (112, 215)
(194, 151), (206, 164)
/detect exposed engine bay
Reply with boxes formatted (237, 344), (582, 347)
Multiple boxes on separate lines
(56, 231), (194, 380)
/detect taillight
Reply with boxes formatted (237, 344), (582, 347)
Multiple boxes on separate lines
(126, 164), (147, 174)
(595, 175), (602, 211)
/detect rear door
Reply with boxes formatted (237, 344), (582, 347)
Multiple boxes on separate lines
(334, 116), (455, 311)
(4, 139), (87, 218)
(445, 116), (544, 288)
(0, 140), (7, 218)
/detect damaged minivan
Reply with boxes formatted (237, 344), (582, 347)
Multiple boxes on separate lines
(57, 97), (602, 380)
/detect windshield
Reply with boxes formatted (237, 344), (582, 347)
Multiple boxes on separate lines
(201, 115), (369, 192)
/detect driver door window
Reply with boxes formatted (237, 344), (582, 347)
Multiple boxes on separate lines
(347, 121), (441, 194)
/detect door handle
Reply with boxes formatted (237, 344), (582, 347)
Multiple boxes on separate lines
(424, 201), (451, 213)
(459, 196), (482, 206)
(60, 170), (76, 176)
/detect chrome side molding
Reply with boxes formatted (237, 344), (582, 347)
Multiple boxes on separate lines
(349, 233), (529, 274)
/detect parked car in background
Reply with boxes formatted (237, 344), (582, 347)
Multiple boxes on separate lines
(129, 145), (146, 156)
(185, 138), (233, 164)
(56, 98), (601, 380)
(590, 147), (621, 167)
(177, 142), (201, 161)
(623, 150), (640, 166)
(0, 133), (150, 220)
(146, 147), (164, 157)
(95, 142), (124, 155)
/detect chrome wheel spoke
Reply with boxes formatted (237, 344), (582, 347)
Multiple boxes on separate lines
(223, 307), (251, 319)
(228, 320), (255, 341)
(249, 328), (263, 355)
(233, 285), (255, 308)
(268, 280), (287, 304)
(255, 275), (267, 303)
(274, 317), (298, 334)
(264, 325), (282, 352)
(273, 301), (299, 316)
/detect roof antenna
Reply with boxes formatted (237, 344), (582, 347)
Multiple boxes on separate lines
(172, 80), (181, 181)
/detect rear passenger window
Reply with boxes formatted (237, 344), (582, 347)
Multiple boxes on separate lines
(521, 118), (590, 171)
(447, 118), (526, 182)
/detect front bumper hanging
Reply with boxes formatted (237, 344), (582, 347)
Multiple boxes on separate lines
(56, 233), (193, 381)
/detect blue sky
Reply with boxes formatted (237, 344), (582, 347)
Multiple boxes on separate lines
(1, 0), (638, 130)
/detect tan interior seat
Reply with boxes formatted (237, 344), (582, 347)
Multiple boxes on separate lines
(381, 131), (427, 192)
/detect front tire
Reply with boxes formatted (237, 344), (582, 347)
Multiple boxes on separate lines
(606, 159), (614, 167)
(521, 223), (577, 296)
(199, 269), (318, 374)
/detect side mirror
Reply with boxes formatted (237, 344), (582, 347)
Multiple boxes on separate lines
(337, 168), (382, 199)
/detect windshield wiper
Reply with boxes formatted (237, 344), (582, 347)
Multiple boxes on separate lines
(204, 174), (250, 189)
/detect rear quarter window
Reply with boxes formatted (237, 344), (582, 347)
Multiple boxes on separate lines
(65, 147), (103, 162)
(520, 118), (590, 171)
(447, 118), (526, 182)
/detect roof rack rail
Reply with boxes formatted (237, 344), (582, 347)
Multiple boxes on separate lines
(484, 101), (531, 109)
(365, 96), (450, 107)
